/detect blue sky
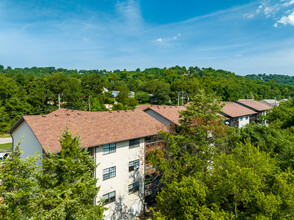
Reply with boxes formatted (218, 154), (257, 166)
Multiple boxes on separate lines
(1, 0), (294, 75)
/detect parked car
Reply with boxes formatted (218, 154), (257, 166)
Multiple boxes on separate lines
(0, 153), (8, 162)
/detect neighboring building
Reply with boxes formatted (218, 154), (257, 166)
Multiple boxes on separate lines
(236, 99), (272, 117)
(220, 102), (258, 128)
(8, 108), (168, 220)
(260, 99), (280, 107)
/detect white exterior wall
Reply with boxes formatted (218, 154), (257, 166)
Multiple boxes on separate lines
(238, 115), (250, 128)
(95, 138), (145, 220)
(12, 121), (43, 160)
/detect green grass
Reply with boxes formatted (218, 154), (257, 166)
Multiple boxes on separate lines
(0, 143), (12, 150)
(0, 134), (10, 138)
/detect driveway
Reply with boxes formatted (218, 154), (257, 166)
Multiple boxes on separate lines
(0, 138), (12, 145)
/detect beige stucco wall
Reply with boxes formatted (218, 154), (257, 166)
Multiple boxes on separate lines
(95, 138), (145, 219)
(12, 121), (43, 160)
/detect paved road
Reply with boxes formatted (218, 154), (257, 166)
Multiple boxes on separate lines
(0, 138), (12, 145)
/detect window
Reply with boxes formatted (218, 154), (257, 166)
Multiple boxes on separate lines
(129, 160), (139, 172)
(103, 191), (116, 204)
(103, 143), (116, 155)
(129, 138), (140, 149)
(240, 116), (243, 121)
(246, 116), (249, 120)
(129, 181), (140, 194)
(103, 166), (116, 180)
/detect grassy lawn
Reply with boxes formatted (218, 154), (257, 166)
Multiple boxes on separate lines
(0, 143), (12, 150)
(0, 134), (10, 138)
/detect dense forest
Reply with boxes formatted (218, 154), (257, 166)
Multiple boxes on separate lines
(246, 73), (294, 86)
(0, 64), (293, 133)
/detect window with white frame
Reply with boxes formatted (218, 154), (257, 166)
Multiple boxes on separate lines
(128, 181), (140, 194)
(103, 166), (116, 180)
(129, 138), (140, 149)
(103, 191), (116, 204)
(103, 143), (116, 155)
(129, 159), (139, 172)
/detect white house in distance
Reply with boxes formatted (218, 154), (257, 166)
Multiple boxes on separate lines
(8, 108), (168, 220)
(220, 102), (259, 128)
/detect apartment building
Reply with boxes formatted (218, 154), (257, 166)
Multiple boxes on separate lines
(7, 100), (272, 219)
(8, 108), (168, 219)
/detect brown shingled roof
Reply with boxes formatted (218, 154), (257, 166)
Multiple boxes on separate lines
(144, 106), (186, 125)
(221, 102), (258, 118)
(16, 108), (168, 154)
(237, 99), (272, 111)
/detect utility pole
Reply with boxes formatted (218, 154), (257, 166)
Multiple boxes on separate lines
(88, 96), (91, 111)
(181, 91), (184, 106)
(58, 94), (61, 109)
(177, 92), (180, 106)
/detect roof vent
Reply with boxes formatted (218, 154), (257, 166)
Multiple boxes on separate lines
(117, 111), (120, 113)
(109, 111), (112, 113)
(55, 114), (58, 117)
(66, 113), (70, 116)
(42, 115), (46, 117)
(77, 113), (81, 115)
(124, 110), (127, 112)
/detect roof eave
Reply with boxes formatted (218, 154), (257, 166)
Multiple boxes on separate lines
(7, 117), (25, 134)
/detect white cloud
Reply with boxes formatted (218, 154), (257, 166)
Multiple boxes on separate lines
(156, 33), (181, 43)
(275, 10), (294, 26)
(247, 0), (294, 27)
(283, 0), (294, 7)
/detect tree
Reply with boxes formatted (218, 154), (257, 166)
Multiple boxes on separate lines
(148, 90), (230, 184)
(150, 90), (294, 219)
(229, 123), (294, 170)
(36, 129), (105, 219)
(0, 143), (40, 219)
(81, 74), (108, 97)
(153, 142), (294, 219)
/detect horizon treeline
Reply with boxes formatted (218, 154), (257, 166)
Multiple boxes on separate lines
(0, 64), (293, 133)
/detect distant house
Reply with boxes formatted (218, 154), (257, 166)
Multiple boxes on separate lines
(220, 102), (258, 128)
(260, 99), (280, 107)
(111, 91), (119, 97)
(236, 99), (272, 117)
(104, 104), (113, 110)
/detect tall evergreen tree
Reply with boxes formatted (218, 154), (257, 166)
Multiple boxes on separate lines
(0, 143), (40, 219)
(36, 128), (105, 219)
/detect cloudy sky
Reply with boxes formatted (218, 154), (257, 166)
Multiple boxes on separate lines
(0, 0), (294, 75)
